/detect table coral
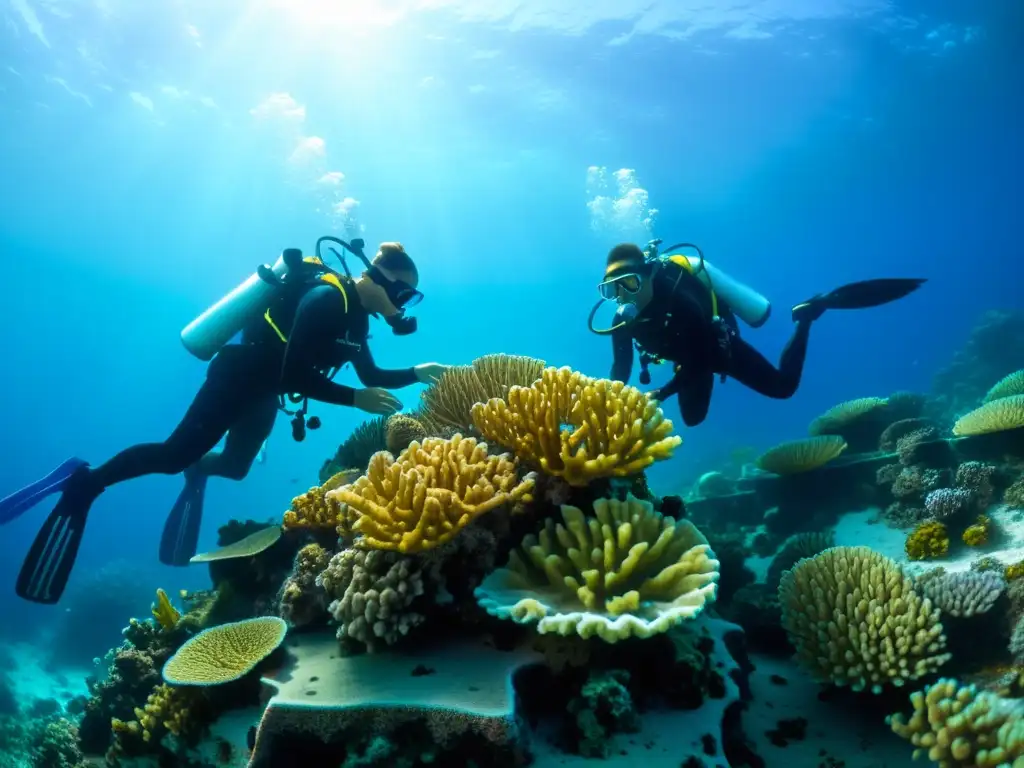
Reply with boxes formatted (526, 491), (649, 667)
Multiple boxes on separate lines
(162, 617), (287, 686)
(331, 434), (534, 554)
(283, 469), (360, 532)
(955, 395), (1024, 436)
(888, 677), (1024, 765)
(807, 396), (889, 436)
(471, 366), (681, 487)
(755, 435), (847, 475)
(779, 546), (950, 693)
(984, 370), (1024, 402)
(475, 495), (719, 642)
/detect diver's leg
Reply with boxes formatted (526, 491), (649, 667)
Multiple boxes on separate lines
(195, 395), (279, 480)
(725, 321), (812, 399)
(677, 370), (715, 427)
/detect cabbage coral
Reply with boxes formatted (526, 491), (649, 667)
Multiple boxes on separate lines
(778, 546), (950, 693)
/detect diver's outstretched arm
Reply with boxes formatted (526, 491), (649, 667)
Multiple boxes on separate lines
(351, 343), (418, 389)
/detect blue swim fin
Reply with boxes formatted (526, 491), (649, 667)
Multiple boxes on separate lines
(0, 457), (88, 526)
(160, 470), (207, 567)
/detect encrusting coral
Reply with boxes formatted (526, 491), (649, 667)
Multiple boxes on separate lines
(162, 617), (287, 686)
(471, 366), (682, 487)
(888, 677), (1024, 766)
(329, 434), (534, 554)
(474, 495), (719, 642)
(755, 435), (847, 475)
(906, 520), (950, 561)
(778, 546), (951, 693)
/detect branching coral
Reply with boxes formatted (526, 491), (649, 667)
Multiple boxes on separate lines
(917, 570), (1005, 617)
(755, 435), (847, 475)
(765, 530), (835, 590)
(954, 395), (1024, 436)
(778, 546), (950, 693)
(471, 366), (681, 486)
(474, 495), (719, 642)
(888, 678), (1024, 765)
(906, 521), (949, 561)
(417, 353), (546, 435)
(330, 435), (534, 554)
(283, 470), (360, 533)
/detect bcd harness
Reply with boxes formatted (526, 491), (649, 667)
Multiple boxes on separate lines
(262, 256), (354, 442)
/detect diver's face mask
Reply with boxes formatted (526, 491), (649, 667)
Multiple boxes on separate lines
(367, 265), (423, 335)
(597, 273), (643, 302)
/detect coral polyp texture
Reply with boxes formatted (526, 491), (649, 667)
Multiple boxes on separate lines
(329, 434), (534, 553)
(778, 546), (950, 693)
(953, 394), (1024, 436)
(283, 469), (360, 531)
(384, 413), (428, 454)
(162, 616), (287, 686)
(755, 435), (847, 475)
(474, 495), (719, 642)
(916, 570), (1005, 618)
(807, 396), (889, 435)
(983, 369), (1024, 403)
(471, 366), (682, 487)
(888, 677), (1024, 766)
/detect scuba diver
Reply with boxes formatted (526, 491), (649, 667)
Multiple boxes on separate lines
(588, 239), (925, 428)
(2, 237), (448, 604)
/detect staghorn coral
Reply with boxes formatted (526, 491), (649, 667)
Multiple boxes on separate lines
(808, 397), (889, 436)
(384, 414), (428, 454)
(779, 546), (950, 693)
(985, 370), (1024, 403)
(162, 617), (287, 686)
(765, 530), (835, 590)
(906, 521), (950, 560)
(954, 395), (1024, 436)
(474, 495), (719, 642)
(917, 570), (1005, 617)
(925, 488), (973, 521)
(755, 435), (848, 475)
(331, 435), (534, 553)
(320, 418), (388, 482)
(888, 677), (1024, 766)
(963, 515), (992, 547)
(277, 543), (333, 629)
(472, 366), (681, 487)
(152, 589), (180, 631)
(317, 547), (434, 652)
(283, 470), (360, 532)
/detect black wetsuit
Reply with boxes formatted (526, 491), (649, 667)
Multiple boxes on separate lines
(88, 278), (417, 490)
(610, 262), (812, 427)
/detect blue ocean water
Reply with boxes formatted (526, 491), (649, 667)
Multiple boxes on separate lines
(0, 0), (1020, 759)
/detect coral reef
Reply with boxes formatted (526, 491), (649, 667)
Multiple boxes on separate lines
(475, 495), (719, 642)
(162, 616), (288, 686)
(954, 394), (1024, 436)
(765, 530), (835, 590)
(906, 520), (950, 560)
(384, 413), (428, 454)
(471, 366), (681, 486)
(277, 543), (333, 629)
(917, 570), (1006, 617)
(888, 677), (1024, 765)
(925, 487), (973, 521)
(808, 396), (890, 452)
(755, 435), (847, 475)
(984, 369), (1024, 403)
(779, 546), (951, 692)
(879, 417), (938, 453)
(320, 417), (387, 482)
(283, 470), (360, 532)
(956, 461), (996, 513)
(332, 434), (534, 553)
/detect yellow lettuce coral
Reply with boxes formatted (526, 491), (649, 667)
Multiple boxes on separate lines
(808, 397), (889, 436)
(283, 469), (361, 531)
(471, 366), (681, 487)
(755, 435), (847, 475)
(474, 495), (719, 642)
(331, 435), (534, 554)
(906, 521), (949, 561)
(953, 395), (1024, 436)
(888, 677), (1024, 765)
(162, 616), (288, 686)
(779, 546), (950, 693)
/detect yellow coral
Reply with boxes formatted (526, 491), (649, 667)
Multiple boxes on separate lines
(474, 495), (719, 642)
(418, 354), (546, 435)
(779, 546), (950, 693)
(283, 469), (361, 530)
(888, 677), (1024, 766)
(962, 515), (991, 548)
(152, 588), (180, 630)
(953, 395), (1024, 436)
(808, 397), (889, 436)
(984, 370), (1024, 403)
(471, 366), (681, 487)
(1006, 560), (1024, 581)
(162, 616), (288, 686)
(906, 521), (949, 561)
(755, 435), (847, 475)
(129, 684), (194, 742)
(331, 435), (534, 553)
(385, 414), (428, 454)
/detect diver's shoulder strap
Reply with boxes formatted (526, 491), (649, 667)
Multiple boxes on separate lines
(659, 255), (719, 319)
(264, 259), (350, 343)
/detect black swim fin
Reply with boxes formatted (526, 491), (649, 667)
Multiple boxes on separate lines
(16, 467), (98, 604)
(793, 278), (926, 322)
(159, 470), (207, 567)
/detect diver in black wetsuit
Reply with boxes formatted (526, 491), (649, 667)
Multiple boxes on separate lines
(13, 240), (448, 603)
(589, 242), (926, 428)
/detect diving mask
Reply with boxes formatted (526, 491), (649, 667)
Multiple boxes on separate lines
(598, 273), (642, 301)
(368, 265), (423, 309)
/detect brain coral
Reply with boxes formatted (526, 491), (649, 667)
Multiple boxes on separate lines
(162, 616), (288, 686)
(474, 495), (719, 642)
(778, 546), (950, 693)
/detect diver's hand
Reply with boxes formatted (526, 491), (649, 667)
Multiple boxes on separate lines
(414, 362), (449, 385)
(647, 388), (664, 402)
(353, 388), (402, 416)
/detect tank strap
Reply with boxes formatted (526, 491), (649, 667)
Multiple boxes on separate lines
(264, 272), (349, 343)
(665, 255), (718, 319)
